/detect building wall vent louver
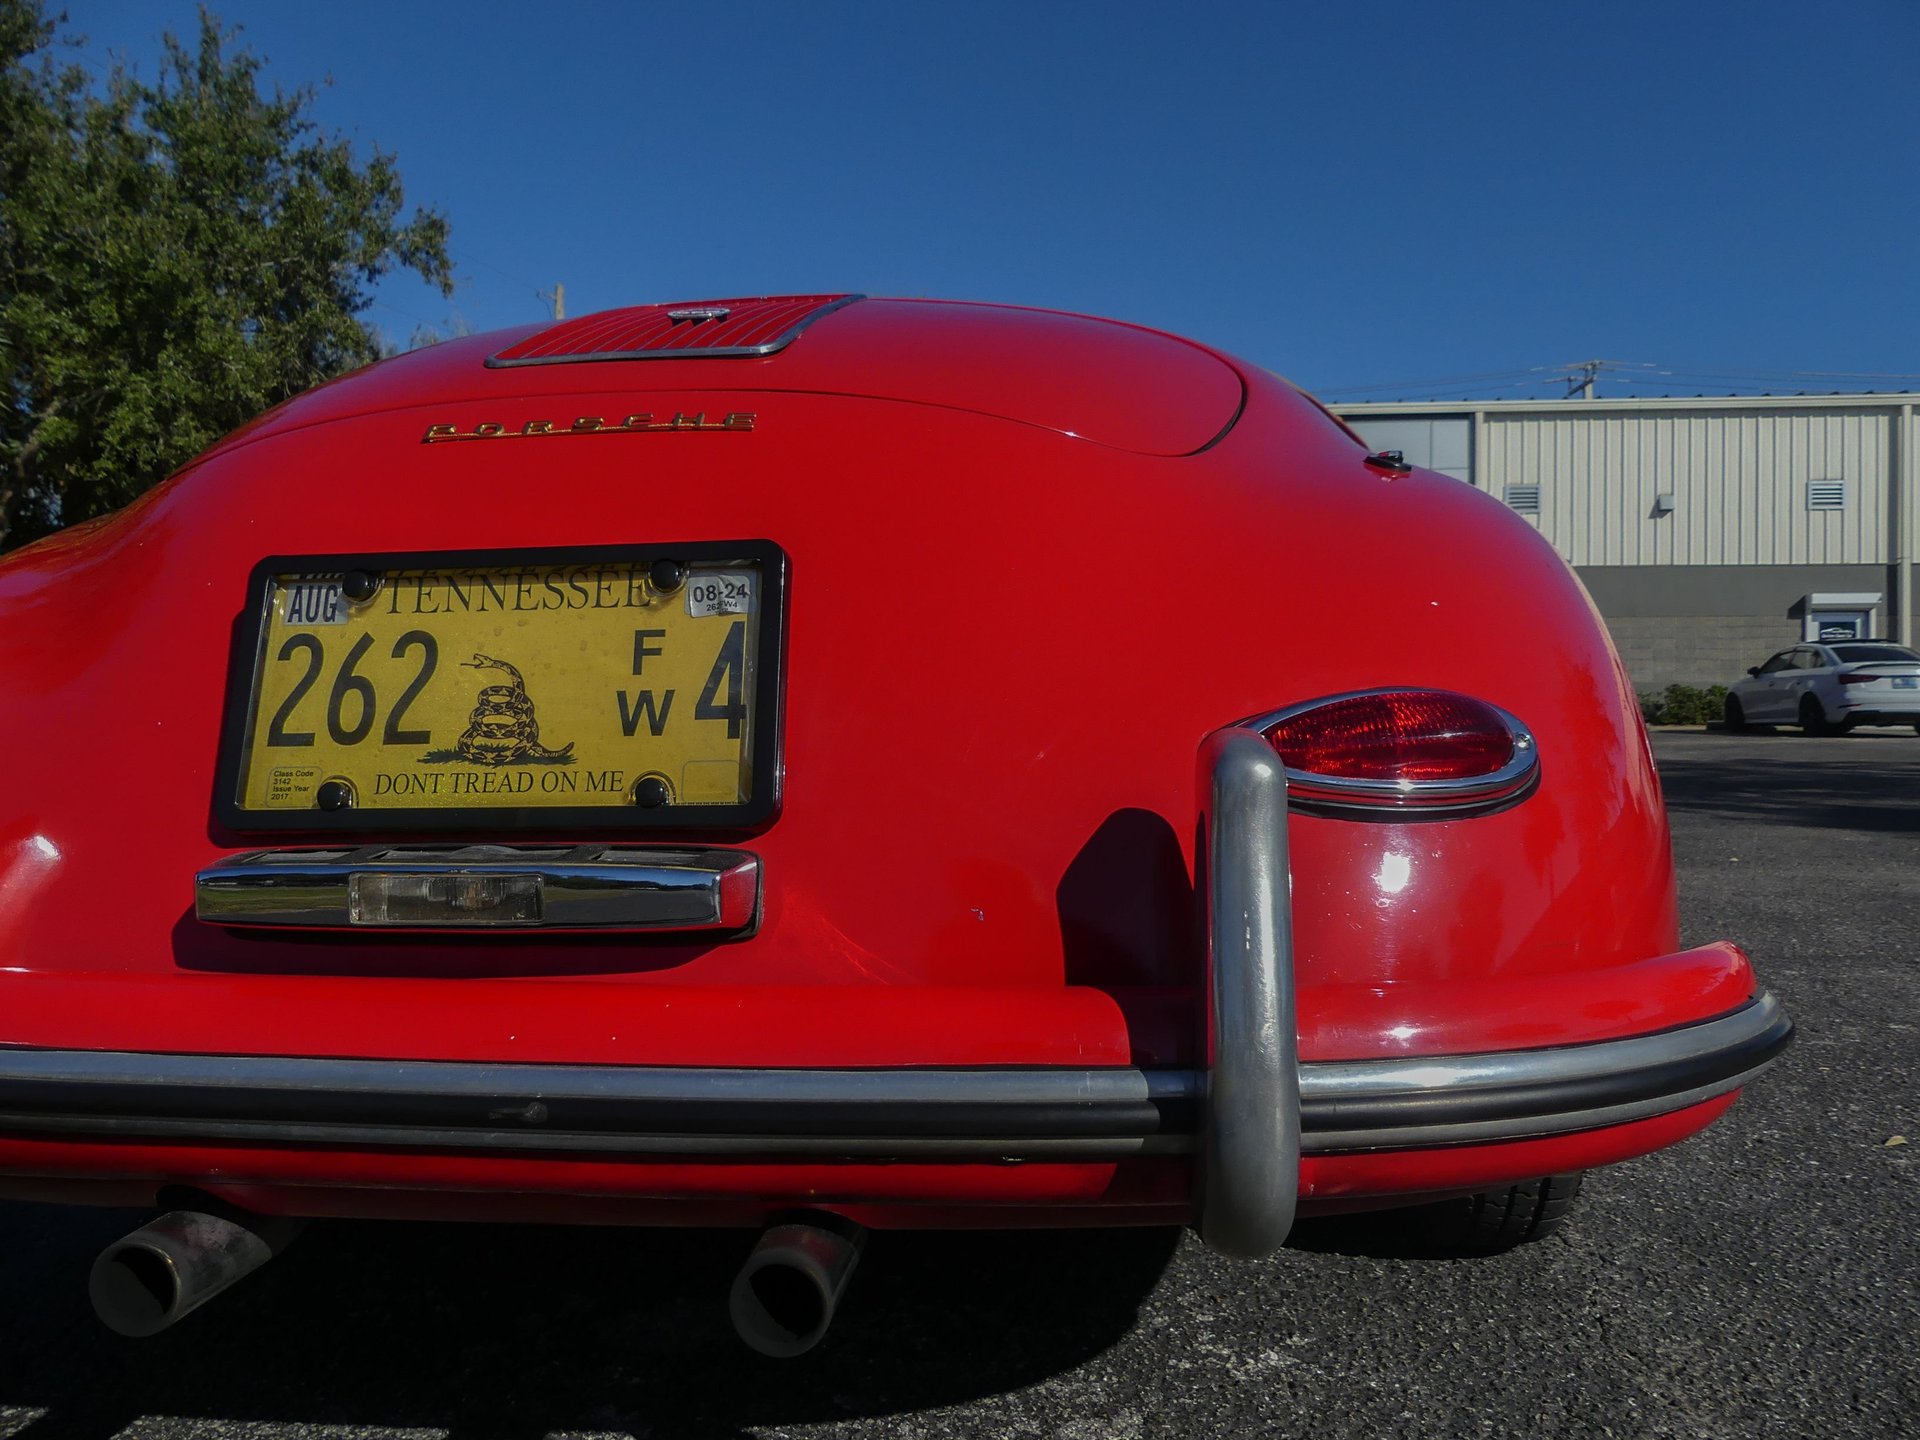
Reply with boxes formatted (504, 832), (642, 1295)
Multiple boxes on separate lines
(1505, 484), (1541, 514)
(1807, 480), (1848, 511)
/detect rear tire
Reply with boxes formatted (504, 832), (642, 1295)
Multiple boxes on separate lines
(1800, 695), (1835, 736)
(1428, 1172), (1585, 1255)
(1723, 695), (1748, 733)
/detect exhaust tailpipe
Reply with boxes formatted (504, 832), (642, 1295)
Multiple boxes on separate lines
(728, 1216), (866, 1357)
(89, 1208), (307, 1337)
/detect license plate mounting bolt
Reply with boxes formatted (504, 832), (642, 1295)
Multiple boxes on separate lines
(342, 569), (383, 603)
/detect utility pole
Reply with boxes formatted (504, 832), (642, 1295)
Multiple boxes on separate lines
(1552, 359), (1665, 400)
(1565, 359), (1603, 400)
(539, 282), (565, 321)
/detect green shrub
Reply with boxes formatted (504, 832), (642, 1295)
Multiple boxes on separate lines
(1639, 683), (1730, 726)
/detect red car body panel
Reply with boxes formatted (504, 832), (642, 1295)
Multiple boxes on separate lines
(0, 297), (1783, 1237)
(0, 943), (1751, 1068)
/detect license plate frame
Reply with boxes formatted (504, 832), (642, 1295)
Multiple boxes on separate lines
(214, 541), (787, 834)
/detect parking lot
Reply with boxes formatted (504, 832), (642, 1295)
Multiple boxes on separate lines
(2, 730), (1915, 1440)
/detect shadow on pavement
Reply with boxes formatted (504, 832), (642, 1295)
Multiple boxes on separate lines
(1658, 733), (1920, 835)
(1286, 1198), (1493, 1261)
(2, 1204), (1179, 1440)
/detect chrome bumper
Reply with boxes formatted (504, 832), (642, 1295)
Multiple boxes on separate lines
(0, 732), (1792, 1253)
(0, 997), (1790, 1162)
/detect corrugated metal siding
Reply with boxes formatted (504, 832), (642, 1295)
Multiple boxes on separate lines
(1481, 407), (1894, 566)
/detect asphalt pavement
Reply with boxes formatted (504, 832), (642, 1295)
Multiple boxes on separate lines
(2, 730), (1915, 1439)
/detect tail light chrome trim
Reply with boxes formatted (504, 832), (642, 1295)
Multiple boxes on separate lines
(1245, 688), (1540, 820)
(195, 844), (759, 935)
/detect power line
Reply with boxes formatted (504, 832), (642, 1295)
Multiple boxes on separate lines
(448, 248), (543, 294)
(1662, 367), (1920, 382)
(1797, 371), (1920, 380)
(369, 297), (436, 328)
(1316, 368), (1558, 398)
(448, 248), (560, 319)
(1321, 358), (1920, 403)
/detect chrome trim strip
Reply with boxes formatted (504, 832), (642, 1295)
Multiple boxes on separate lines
(1195, 728), (1299, 1257)
(485, 295), (864, 367)
(195, 845), (760, 934)
(0, 1051), (1199, 1159)
(0, 998), (1788, 1162)
(1239, 688), (1540, 819)
(0, 1113), (1194, 1160)
(1300, 993), (1787, 1105)
(1297, 993), (1791, 1151)
(0, 1049), (1196, 1109)
(1300, 1070), (1777, 1154)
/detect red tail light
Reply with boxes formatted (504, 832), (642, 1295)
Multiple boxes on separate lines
(1254, 689), (1537, 818)
(1839, 673), (1887, 685)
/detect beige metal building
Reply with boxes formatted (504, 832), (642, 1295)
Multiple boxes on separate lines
(1333, 394), (1920, 691)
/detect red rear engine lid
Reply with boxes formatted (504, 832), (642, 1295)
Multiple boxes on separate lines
(221, 295), (1248, 459)
(495, 296), (1247, 456)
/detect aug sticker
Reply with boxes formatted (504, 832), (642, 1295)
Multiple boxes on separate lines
(685, 571), (754, 618)
(281, 579), (347, 626)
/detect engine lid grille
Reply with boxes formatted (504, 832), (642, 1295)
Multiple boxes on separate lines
(488, 294), (862, 367)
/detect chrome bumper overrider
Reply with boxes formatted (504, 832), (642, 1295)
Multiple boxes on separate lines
(0, 733), (1792, 1255)
(1190, 722), (1789, 1257)
(1195, 729), (1299, 1256)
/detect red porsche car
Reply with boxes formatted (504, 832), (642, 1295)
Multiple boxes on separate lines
(0, 295), (1789, 1355)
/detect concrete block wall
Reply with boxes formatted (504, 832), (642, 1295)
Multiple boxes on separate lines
(1602, 615), (1800, 691)
(1576, 563), (1904, 693)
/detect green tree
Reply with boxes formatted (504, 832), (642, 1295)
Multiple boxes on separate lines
(0, 1), (452, 551)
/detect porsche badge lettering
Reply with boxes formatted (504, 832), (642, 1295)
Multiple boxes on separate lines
(423, 412), (756, 443)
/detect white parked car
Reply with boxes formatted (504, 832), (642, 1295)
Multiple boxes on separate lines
(1725, 642), (1920, 734)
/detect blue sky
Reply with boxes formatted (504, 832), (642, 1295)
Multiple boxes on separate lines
(57, 1), (1920, 400)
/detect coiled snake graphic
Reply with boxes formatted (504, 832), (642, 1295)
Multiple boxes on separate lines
(454, 654), (575, 765)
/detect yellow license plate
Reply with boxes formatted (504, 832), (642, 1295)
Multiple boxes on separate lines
(220, 544), (783, 830)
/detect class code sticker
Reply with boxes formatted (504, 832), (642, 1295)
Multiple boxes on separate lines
(685, 571), (754, 618)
